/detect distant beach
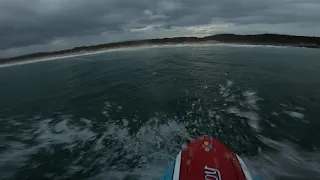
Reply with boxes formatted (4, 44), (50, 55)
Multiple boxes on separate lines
(0, 42), (294, 68)
(1, 34), (319, 67)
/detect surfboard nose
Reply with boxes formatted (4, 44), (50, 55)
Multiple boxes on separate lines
(161, 136), (251, 180)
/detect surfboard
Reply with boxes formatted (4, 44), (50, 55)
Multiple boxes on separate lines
(161, 136), (253, 180)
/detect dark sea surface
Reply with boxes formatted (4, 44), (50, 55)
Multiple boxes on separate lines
(0, 45), (320, 180)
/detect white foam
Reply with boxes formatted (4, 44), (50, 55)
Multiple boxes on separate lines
(0, 115), (99, 178)
(227, 107), (260, 132)
(295, 106), (305, 111)
(221, 80), (261, 132)
(0, 141), (40, 179)
(242, 136), (320, 180)
(122, 118), (129, 127)
(90, 116), (189, 180)
(242, 90), (261, 110)
(35, 119), (96, 148)
(219, 80), (233, 98)
(284, 110), (305, 119)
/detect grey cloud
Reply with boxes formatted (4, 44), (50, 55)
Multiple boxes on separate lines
(0, 0), (320, 57)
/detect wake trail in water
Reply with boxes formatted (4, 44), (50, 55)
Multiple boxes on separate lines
(0, 80), (319, 180)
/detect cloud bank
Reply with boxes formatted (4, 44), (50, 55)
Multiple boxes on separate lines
(1, 0), (320, 57)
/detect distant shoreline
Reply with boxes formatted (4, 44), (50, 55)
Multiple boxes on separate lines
(1, 33), (319, 65)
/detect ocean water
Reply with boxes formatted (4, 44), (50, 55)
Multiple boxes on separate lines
(0, 45), (320, 180)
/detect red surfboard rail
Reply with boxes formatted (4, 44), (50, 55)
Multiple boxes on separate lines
(179, 136), (247, 180)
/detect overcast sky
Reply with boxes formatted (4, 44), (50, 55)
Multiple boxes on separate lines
(1, 0), (320, 58)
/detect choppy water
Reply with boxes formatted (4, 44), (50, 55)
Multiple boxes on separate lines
(0, 45), (320, 180)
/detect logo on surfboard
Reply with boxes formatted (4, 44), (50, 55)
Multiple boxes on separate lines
(202, 141), (213, 152)
(205, 165), (222, 180)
